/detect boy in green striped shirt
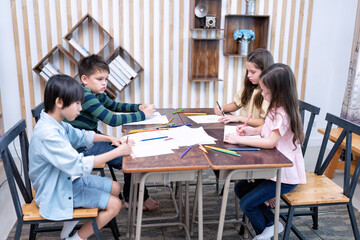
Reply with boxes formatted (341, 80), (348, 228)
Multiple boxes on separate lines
(69, 54), (160, 211)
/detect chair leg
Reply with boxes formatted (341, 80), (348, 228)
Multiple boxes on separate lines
(347, 203), (360, 239)
(311, 207), (318, 230)
(109, 166), (117, 181)
(91, 218), (101, 240)
(29, 224), (38, 240)
(14, 221), (23, 240)
(283, 206), (295, 240)
(109, 217), (120, 239)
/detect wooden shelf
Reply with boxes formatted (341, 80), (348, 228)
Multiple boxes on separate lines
(224, 15), (270, 56)
(190, 0), (222, 30)
(189, 38), (222, 82)
(105, 46), (144, 92)
(32, 44), (79, 81)
(64, 13), (113, 59)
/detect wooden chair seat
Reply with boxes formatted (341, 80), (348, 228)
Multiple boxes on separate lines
(282, 171), (349, 206)
(22, 199), (98, 221)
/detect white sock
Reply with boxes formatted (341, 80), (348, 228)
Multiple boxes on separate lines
(257, 222), (284, 240)
(65, 231), (87, 240)
(61, 221), (79, 239)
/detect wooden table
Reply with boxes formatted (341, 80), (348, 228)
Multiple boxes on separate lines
(318, 128), (360, 179)
(123, 108), (293, 240)
(122, 108), (210, 240)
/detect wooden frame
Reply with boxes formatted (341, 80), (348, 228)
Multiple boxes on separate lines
(223, 15), (270, 57)
(32, 44), (79, 81)
(63, 13), (113, 58)
(189, 38), (223, 82)
(190, 0), (223, 30)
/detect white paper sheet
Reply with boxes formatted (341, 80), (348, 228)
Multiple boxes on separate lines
(223, 125), (261, 140)
(187, 114), (222, 124)
(124, 112), (169, 125)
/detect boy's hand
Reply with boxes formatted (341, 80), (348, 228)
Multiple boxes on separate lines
(116, 143), (132, 156)
(142, 104), (156, 118)
(110, 136), (122, 146)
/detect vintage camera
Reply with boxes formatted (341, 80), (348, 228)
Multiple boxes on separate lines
(200, 15), (216, 28)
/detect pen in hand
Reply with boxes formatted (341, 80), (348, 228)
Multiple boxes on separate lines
(216, 101), (225, 116)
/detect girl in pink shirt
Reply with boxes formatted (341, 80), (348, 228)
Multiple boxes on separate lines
(225, 63), (306, 240)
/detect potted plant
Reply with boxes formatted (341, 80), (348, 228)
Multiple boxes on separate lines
(233, 29), (255, 55)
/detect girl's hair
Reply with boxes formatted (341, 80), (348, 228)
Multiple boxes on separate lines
(260, 63), (304, 148)
(44, 74), (84, 113)
(79, 54), (110, 78)
(240, 48), (274, 108)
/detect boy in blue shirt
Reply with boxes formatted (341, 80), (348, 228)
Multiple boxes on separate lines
(68, 54), (159, 210)
(29, 75), (132, 239)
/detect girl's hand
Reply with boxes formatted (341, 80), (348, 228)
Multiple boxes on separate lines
(265, 198), (276, 208)
(224, 133), (240, 144)
(214, 105), (223, 116)
(218, 115), (240, 124)
(236, 125), (252, 136)
(142, 104), (156, 118)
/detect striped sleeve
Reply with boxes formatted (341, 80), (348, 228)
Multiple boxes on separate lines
(101, 94), (141, 112)
(82, 92), (145, 127)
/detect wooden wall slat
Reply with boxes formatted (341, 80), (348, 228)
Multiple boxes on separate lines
(178, 0), (184, 108)
(21, 0), (35, 117)
(270, 0), (278, 53)
(294, 0), (305, 83)
(129, 0), (135, 104)
(168, 0), (174, 107)
(300, 0), (314, 100)
(139, 0), (144, 104)
(55, 0), (64, 72)
(278, 0), (287, 63)
(10, 0), (26, 119)
(150, 0), (154, 104)
(287, 0), (296, 66)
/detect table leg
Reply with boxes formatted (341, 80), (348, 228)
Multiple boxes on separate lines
(132, 178), (139, 238)
(216, 170), (232, 240)
(324, 147), (343, 179)
(135, 173), (147, 240)
(185, 181), (189, 230)
(126, 173), (135, 237)
(274, 168), (282, 240)
(197, 170), (203, 240)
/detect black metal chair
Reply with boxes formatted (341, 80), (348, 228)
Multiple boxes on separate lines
(298, 100), (320, 155)
(281, 113), (360, 239)
(0, 120), (102, 240)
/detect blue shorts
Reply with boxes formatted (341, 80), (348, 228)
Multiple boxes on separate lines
(72, 175), (113, 210)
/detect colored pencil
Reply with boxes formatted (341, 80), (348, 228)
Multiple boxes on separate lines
(169, 124), (192, 128)
(204, 145), (237, 154)
(177, 113), (186, 124)
(181, 110), (201, 113)
(126, 136), (129, 144)
(206, 147), (241, 157)
(173, 109), (184, 114)
(216, 101), (225, 116)
(228, 148), (260, 151)
(167, 116), (175, 124)
(141, 136), (168, 141)
(164, 138), (173, 141)
(198, 144), (208, 153)
(183, 113), (207, 115)
(129, 128), (168, 134)
(180, 145), (192, 158)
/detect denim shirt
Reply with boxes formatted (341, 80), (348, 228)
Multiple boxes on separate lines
(29, 111), (95, 220)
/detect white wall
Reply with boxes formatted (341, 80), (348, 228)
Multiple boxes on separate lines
(305, 0), (358, 146)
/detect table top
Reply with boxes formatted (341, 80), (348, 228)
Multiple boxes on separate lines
(318, 128), (360, 155)
(203, 128), (293, 170)
(122, 108), (292, 173)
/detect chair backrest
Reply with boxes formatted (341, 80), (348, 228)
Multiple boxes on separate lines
(315, 113), (360, 199)
(298, 100), (320, 155)
(31, 102), (44, 123)
(0, 119), (33, 220)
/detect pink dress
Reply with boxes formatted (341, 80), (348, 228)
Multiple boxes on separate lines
(261, 107), (306, 185)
